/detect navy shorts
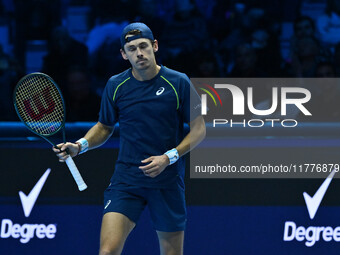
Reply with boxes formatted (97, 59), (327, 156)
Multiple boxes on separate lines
(103, 181), (186, 232)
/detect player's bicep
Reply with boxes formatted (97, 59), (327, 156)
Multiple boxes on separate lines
(181, 79), (202, 123)
(98, 83), (119, 126)
(189, 115), (205, 129)
(97, 121), (115, 134)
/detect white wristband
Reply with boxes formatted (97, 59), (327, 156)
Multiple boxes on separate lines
(164, 148), (179, 165)
(76, 138), (89, 155)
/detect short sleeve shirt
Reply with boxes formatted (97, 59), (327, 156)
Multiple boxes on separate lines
(99, 66), (201, 188)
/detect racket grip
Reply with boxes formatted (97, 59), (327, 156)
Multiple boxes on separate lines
(65, 157), (87, 191)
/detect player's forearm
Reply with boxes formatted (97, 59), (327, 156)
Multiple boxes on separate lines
(141, 117), (205, 176)
(83, 122), (114, 150)
(54, 122), (114, 160)
(176, 116), (206, 157)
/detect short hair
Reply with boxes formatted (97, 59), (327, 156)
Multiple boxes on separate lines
(125, 29), (141, 38)
(122, 30), (155, 52)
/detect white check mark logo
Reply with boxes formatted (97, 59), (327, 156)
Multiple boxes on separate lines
(303, 169), (336, 220)
(19, 169), (51, 218)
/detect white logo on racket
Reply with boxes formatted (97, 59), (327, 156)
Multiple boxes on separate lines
(156, 87), (165, 96)
(104, 200), (111, 209)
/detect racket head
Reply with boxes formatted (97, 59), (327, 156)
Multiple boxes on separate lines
(13, 72), (66, 137)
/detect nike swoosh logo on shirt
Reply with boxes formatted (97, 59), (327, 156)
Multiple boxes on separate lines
(303, 169), (336, 220)
(19, 169), (51, 217)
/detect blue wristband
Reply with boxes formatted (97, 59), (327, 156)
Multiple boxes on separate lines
(76, 138), (89, 155)
(164, 148), (179, 165)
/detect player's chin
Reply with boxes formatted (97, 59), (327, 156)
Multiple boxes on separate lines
(135, 60), (149, 69)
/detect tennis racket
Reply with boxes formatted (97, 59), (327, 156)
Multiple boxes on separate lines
(13, 72), (87, 191)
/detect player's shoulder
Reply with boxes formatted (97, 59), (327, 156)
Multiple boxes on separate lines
(106, 69), (132, 89)
(161, 66), (190, 84)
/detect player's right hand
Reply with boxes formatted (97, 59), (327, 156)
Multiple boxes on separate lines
(52, 142), (79, 162)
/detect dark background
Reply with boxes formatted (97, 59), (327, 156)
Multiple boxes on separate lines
(1, 1), (340, 254)
(2, 0), (340, 122)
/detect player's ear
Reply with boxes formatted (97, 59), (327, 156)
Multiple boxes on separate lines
(120, 48), (128, 60)
(153, 40), (158, 53)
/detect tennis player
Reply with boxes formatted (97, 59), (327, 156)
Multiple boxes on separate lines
(54, 22), (206, 255)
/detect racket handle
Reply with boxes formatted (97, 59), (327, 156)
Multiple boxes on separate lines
(65, 157), (87, 191)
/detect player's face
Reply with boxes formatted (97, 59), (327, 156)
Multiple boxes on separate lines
(121, 38), (158, 71)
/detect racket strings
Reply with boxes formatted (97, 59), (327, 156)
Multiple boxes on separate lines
(15, 74), (64, 135)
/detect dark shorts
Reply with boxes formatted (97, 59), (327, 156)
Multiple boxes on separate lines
(103, 181), (186, 232)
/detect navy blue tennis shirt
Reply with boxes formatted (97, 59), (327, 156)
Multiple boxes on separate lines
(99, 66), (201, 189)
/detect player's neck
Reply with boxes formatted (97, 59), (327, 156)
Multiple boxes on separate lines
(132, 64), (161, 81)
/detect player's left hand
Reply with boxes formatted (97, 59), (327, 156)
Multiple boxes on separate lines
(139, 155), (170, 178)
